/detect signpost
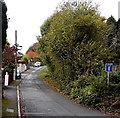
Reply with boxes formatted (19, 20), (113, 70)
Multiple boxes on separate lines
(105, 63), (113, 84)
(104, 63), (113, 113)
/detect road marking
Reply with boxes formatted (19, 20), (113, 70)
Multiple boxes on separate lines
(6, 108), (14, 113)
(22, 73), (28, 76)
(25, 112), (45, 115)
(17, 86), (21, 117)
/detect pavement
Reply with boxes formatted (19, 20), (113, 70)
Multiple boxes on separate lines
(2, 79), (21, 117)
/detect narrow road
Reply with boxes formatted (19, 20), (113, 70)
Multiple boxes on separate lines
(20, 66), (112, 117)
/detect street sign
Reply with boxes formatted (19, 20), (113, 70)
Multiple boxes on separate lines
(105, 63), (113, 72)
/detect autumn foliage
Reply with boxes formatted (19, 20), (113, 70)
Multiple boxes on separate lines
(26, 51), (39, 59)
(26, 42), (41, 62)
(2, 45), (17, 67)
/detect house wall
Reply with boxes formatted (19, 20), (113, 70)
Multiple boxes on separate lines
(17, 63), (27, 72)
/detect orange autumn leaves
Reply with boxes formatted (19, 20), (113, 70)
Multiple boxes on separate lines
(25, 42), (41, 61)
(26, 51), (39, 59)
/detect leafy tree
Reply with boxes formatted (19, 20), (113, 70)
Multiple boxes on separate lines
(106, 16), (120, 66)
(2, 44), (17, 74)
(38, 1), (120, 112)
(107, 15), (116, 25)
(39, 0), (110, 87)
(26, 42), (41, 62)
(22, 54), (29, 64)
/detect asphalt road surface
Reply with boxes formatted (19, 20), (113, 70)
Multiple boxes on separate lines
(20, 66), (114, 117)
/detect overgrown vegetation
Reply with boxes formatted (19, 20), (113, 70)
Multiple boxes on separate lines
(2, 98), (17, 117)
(38, 0), (120, 116)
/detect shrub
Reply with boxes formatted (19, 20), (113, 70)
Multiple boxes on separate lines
(70, 87), (81, 99)
(77, 85), (100, 107)
(110, 71), (120, 84)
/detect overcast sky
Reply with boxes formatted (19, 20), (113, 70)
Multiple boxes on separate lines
(4, 0), (120, 54)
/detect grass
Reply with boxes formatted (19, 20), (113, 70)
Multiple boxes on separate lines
(38, 67), (61, 92)
(2, 98), (17, 116)
(38, 67), (50, 80)
(9, 80), (21, 86)
(9, 80), (17, 86)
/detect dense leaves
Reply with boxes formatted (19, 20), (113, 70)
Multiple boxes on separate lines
(39, 1), (109, 84)
(22, 54), (29, 64)
(26, 42), (41, 62)
(38, 0), (120, 115)
(2, 44), (17, 74)
(106, 16), (120, 66)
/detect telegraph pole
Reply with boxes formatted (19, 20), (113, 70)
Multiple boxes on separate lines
(15, 30), (17, 80)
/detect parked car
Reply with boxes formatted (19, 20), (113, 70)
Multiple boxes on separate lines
(16, 70), (21, 79)
(34, 62), (41, 67)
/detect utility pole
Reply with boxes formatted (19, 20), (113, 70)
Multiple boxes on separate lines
(15, 30), (17, 80)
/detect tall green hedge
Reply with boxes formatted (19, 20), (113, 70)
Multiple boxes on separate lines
(39, 1), (110, 88)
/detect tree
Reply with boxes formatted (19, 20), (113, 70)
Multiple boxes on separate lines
(26, 42), (41, 62)
(2, 44), (17, 75)
(22, 54), (29, 64)
(106, 16), (120, 66)
(2, 44), (17, 98)
(39, 0), (110, 87)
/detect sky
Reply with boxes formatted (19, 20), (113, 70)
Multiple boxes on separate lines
(4, 0), (120, 54)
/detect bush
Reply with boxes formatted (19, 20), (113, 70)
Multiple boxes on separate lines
(87, 75), (107, 96)
(80, 85), (95, 96)
(70, 87), (81, 99)
(77, 86), (100, 107)
(110, 71), (120, 84)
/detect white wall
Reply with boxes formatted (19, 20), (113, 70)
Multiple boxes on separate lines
(17, 63), (27, 72)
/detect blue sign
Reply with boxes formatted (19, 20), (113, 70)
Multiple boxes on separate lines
(105, 63), (113, 72)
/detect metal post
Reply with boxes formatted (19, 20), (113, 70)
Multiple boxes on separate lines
(107, 72), (109, 84)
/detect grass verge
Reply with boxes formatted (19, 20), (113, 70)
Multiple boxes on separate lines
(38, 67), (61, 92)
(38, 67), (49, 80)
(10, 80), (21, 86)
(2, 98), (17, 116)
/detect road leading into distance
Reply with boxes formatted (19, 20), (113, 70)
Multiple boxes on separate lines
(20, 66), (113, 117)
